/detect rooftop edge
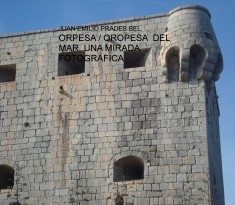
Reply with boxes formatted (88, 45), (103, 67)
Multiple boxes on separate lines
(0, 5), (210, 38)
(169, 5), (211, 19)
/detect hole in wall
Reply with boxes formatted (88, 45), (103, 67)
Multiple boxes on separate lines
(58, 51), (85, 76)
(0, 64), (16, 83)
(0, 165), (14, 190)
(113, 155), (144, 182)
(124, 48), (150, 69)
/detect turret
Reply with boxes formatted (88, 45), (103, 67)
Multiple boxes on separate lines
(158, 5), (223, 89)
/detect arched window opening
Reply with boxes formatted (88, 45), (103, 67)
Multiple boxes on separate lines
(188, 44), (206, 81)
(0, 165), (14, 190)
(166, 47), (179, 82)
(113, 155), (144, 182)
(115, 195), (124, 205)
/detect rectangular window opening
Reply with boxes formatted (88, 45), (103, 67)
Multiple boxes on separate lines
(0, 64), (16, 83)
(124, 48), (150, 69)
(58, 51), (85, 76)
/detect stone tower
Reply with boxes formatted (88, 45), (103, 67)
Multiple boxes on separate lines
(0, 5), (224, 205)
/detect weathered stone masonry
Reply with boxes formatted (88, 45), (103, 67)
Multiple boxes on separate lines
(0, 5), (224, 205)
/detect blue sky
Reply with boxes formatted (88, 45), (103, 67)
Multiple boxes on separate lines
(0, 0), (234, 204)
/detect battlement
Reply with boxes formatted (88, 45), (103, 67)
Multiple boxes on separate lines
(0, 5), (224, 205)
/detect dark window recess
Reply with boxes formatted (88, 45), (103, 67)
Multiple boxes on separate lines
(113, 155), (144, 182)
(124, 48), (150, 69)
(58, 51), (85, 76)
(0, 165), (14, 190)
(0, 64), (16, 83)
(188, 44), (206, 81)
(166, 47), (179, 82)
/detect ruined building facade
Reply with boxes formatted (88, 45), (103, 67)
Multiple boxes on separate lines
(0, 5), (224, 205)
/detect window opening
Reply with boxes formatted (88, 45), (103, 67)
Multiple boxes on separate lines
(188, 44), (206, 81)
(166, 47), (179, 82)
(113, 155), (144, 182)
(0, 165), (14, 190)
(124, 48), (150, 69)
(58, 51), (85, 76)
(0, 64), (16, 83)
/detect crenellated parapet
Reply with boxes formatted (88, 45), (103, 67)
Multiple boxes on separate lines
(158, 5), (223, 89)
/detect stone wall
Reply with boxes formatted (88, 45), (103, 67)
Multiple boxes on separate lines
(0, 5), (224, 205)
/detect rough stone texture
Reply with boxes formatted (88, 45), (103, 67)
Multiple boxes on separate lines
(0, 5), (224, 205)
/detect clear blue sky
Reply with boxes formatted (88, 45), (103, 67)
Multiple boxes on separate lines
(0, 0), (234, 204)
